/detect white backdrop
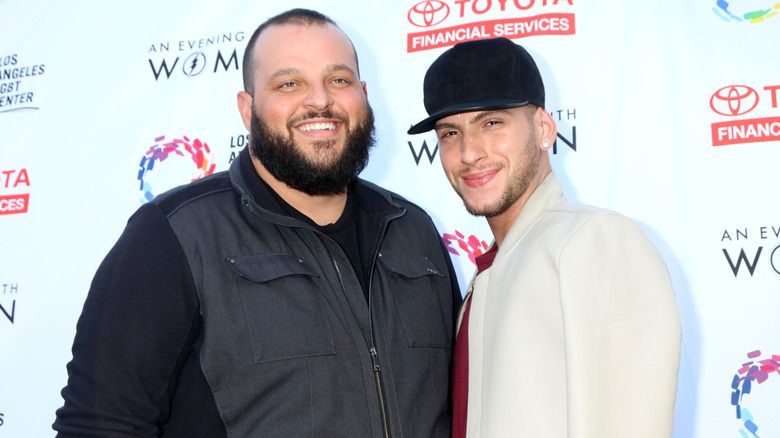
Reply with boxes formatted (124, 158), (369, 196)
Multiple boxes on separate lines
(2, 1), (779, 436)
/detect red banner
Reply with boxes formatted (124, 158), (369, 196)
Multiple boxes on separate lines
(711, 116), (780, 146)
(0, 193), (29, 215)
(407, 13), (575, 53)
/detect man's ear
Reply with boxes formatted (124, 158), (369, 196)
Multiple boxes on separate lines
(536, 106), (558, 146)
(237, 91), (253, 131)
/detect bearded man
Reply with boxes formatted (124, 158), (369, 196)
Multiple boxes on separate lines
(54, 9), (460, 437)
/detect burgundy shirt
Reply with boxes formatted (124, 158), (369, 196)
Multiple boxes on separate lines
(452, 244), (498, 438)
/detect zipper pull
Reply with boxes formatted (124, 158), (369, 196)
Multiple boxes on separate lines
(370, 347), (381, 372)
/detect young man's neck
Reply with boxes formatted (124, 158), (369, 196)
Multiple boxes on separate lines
(486, 167), (551, 247)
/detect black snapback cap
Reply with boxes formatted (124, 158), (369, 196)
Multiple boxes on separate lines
(408, 37), (545, 134)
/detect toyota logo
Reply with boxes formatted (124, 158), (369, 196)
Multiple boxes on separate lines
(710, 85), (759, 116)
(408, 0), (450, 28)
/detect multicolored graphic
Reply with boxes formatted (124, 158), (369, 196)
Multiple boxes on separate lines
(443, 230), (490, 265)
(712, 1), (779, 23)
(137, 135), (216, 203)
(731, 350), (780, 437)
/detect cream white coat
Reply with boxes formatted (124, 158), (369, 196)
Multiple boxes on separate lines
(463, 173), (681, 437)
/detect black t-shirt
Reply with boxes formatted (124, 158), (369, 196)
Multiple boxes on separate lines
(239, 153), (367, 300)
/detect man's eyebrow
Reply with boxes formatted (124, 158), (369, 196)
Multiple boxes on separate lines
(326, 63), (357, 76)
(469, 110), (510, 125)
(434, 120), (460, 131)
(268, 64), (357, 81)
(434, 109), (512, 131)
(269, 68), (302, 81)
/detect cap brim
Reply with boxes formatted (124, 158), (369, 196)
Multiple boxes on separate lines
(407, 99), (531, 135)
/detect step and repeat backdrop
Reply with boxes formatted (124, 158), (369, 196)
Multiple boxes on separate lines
(1, 0), (779, 436)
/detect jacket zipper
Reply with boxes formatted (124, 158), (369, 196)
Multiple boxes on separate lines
(365, 214), (401, 438)
(327, 248), (392, 438)
(325, 210), (402, 438)
(370, 346), (390, 438)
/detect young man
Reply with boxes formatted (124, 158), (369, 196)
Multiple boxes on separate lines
(408, 37), (681, 438)
(54, 9), (460, 437)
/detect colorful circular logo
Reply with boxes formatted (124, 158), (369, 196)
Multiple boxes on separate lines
(137, 135), (216, 203)
(408, 0), (450, 27)
(712, 1), (779, 22)
(710, 85), (759, 116)
(730, 350), (780, 437)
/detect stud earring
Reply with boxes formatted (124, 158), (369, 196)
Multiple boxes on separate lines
(541, 142), (550, 150)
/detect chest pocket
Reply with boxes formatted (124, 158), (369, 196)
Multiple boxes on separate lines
(377, 250), (451, 349)
(227, 254), (336, 364)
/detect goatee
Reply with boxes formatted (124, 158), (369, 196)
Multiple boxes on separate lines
(457, 129), (540, 218)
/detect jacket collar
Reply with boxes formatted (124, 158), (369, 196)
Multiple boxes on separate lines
(229, 147), (404, 227)
(495, 171), (565, 256)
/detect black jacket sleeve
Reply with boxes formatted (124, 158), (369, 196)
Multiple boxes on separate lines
(53, 202), (200, 437)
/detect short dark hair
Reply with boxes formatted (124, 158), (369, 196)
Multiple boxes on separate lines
(242, 8), (358, 95)
(522, 103), (539, 121)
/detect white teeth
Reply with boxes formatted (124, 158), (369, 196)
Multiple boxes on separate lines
(299, 122), (336, 132)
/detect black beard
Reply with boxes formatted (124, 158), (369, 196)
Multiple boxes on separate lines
(249, 106), (375, 196)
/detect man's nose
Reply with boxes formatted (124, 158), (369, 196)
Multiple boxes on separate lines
(302, 82), (334, 111)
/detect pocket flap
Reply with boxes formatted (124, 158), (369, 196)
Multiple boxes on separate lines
(377, 250), (446, 279)
(226, 254), (319, 283)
